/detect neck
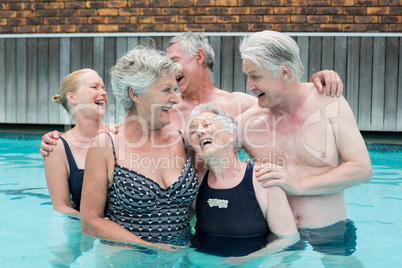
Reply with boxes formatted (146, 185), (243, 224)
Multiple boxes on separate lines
(183, 70), (216, 101)
(206, 153), (244, 182)
(72, 114), (104, 141)
(270, 81), (308, 116)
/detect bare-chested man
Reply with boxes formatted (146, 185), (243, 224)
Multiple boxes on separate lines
(238, 30), (372, 255)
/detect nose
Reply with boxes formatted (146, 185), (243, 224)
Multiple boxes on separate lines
(246, 79), (254, 92)
(170, 91), (179, 105)
(196, 127), (206, 137)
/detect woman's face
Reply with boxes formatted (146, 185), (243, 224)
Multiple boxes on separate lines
(136, 71), (179, 130)
(70, 71), (107, 120)
(189, 112), (234, 162)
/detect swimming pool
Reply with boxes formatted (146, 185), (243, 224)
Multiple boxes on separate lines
(1, 137), (401, 267)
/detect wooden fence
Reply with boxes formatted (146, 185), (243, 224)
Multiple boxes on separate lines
(0, 33), (401, 131)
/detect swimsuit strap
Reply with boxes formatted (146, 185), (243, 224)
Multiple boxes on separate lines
(106, 133), (117, 164)
(59, 136), (79, 171)
(178, 130), (190, 158)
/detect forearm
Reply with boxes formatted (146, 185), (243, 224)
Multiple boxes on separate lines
(53, 204), (80, 219)
(81, 217), (152, 247)
(298, 161), (372, 195)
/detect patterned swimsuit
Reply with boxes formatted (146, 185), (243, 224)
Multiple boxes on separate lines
(106, 132), (199, 246)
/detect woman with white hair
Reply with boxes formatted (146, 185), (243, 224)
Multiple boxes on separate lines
(80, 46), (199, 251)
(186, 103), (299, 264)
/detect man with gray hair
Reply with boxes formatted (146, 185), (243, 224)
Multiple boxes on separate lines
(166, 31), (343, 131)
(238, 30), (372, 255)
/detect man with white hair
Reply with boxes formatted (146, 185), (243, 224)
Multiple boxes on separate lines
(238, 30), (372, 255)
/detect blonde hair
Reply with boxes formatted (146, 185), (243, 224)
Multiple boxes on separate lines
(53, 68), (97, 112)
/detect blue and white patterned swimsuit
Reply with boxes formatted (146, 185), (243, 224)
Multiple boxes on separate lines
(106, 132), (199, 246)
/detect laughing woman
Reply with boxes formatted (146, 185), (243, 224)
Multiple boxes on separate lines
(186, 103), (299, 265)
(44, 69), (108, 218)
(80, 46), (199, 251)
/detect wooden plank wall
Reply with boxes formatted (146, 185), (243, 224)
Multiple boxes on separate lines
(0, 34), (401, 131)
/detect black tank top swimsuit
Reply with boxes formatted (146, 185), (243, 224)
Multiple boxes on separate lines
(106, 132), (199, 246)
(193, 162), (269, 257)
(60, 136), (83, 211)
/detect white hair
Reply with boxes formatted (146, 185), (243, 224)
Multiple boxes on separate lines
(186, 103), (242, 157)
(168, 31), (215, 72)
(110, 46), (181, 111)
(240, 30), (304, 83)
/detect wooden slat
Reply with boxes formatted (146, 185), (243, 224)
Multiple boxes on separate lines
(103, 37), (116, 125)
(37, 38), (49, 124)
(93, 37), (104, 78)
(59, 37), (70, 126)
(27, 38), (38, 124)
(210, 36), (221, 89)
(48, 38), (60, 124)
(82, 37), (93, 69)
(70, 37), (82, 72)
(16, 38), (27, 123)
(346, 37), (360, 116)
(115, 37), (128, 123)
(0, 39), (5, 122)
(334, 37), (347, 93)
(5, 39), (16, 123)
(308, 37), (322, 80)
(296, 36), (309, 82)
(371, 37), (386, 131)
(384, 37), (399, 131)
(220, 36), (234, 92)
(358, 37), (373, 130)
(233, 36), (246, 93)
(322, 37), (334, 70)
(398, 38), (402, 131)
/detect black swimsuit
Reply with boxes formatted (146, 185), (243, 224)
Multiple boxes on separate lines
(60, 136), (83, 211)
(106, 132), (199, 246)
(193, 163), (269, 257)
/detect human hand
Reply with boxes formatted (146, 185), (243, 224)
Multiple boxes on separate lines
(254, 163), (302, 195)
(99, 123), (121, 135)
(39, 130), (61, 160)
(148, 242), (186, 252)
(221, 255), (256, 266)
(311, 70), (343, 97)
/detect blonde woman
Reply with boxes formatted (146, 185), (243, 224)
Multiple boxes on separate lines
(44, 69), (108, 218)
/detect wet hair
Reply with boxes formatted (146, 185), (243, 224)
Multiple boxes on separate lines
(168, 31), (215, 72)
(240, 30), (304, 83)
(52, 68), (97, 113)
(110, 46), (181, 111)
(186, 103), (242, 157)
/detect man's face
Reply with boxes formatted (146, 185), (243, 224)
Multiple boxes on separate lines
(167, 42), (200, 96)
(242, 60), (284, 109)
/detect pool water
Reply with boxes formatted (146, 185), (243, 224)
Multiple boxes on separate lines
(1, 137), (401, 267)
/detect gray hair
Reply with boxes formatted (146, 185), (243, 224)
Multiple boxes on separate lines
(168, 31), (215, 72)
(240, 30), (304, 83)
(186, 103), (242, 157)
(110, 46), (181, 111)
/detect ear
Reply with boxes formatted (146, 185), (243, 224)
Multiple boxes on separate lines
(129, 87), (139, 104)
(66, 92), (77, 105)
(280, 65), (291, 81)
(194, 48), (206, 66)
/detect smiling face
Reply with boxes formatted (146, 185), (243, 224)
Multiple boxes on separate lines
(189, 112), (235, 162)
(136, 71), (179, 130)
(70, 70), (107, 120)
(167, 42), (200, 96)
(242, 60), (285, 109)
